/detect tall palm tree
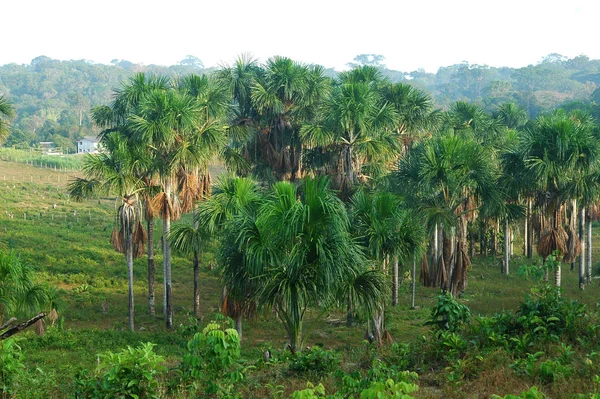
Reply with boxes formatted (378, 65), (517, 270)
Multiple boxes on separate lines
(69, 132), (147, 331)
(91, 73), (169, 318)
(131, 87), (222, 329)
(0, 95), (15, 146)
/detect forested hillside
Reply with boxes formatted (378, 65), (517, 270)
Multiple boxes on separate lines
(1, 53), (600, 151)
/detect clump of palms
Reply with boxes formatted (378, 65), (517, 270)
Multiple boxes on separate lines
(0, 250), (50, 340)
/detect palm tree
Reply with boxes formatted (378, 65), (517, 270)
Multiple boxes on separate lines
(380, 82), (441, 155)
(241, 177), (375, 352)
(301, 77), (399, 193)
(0, 250), (48, 325)
(169, 223), (209, 318)
(217, 56), (327, 181)
(396, 131), (499, 295)
(0, 95), (15, 146)
(91, 73), (169, 318)
(69, 132), (147, 331)
(196, 175), (264, 340)
(521, 110), (597, 287)
(350, 189), (424, 344)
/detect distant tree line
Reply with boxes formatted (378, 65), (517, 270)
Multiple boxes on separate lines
(2, 53), (600, 150)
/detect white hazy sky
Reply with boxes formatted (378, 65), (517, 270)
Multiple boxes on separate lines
(4, 0), (600, 72)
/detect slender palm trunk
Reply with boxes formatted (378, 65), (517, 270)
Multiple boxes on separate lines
(126, 235), (135, 332)
(527, 199), (534, 258)
(579, 207), (586, 290)
(164, 181), (173, 329)
(193, 249), (200, 318)
(503, 218), (510, 275)
(411, 256), (416, 309)
(235, 315), (242, 343)
(344, 144), (354, 184)
(147, 218), (155, 317)
(587, 215), (593, 284)
(392, 257), (399, 306)
(524, 202), (529, 256)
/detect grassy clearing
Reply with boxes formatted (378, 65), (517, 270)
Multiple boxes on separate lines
(1, 158), (600, 398)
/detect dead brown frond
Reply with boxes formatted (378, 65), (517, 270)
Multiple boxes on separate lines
(35, 319), (45, 336)
(151, 192), (181, 221)
(420, 255), (430, 286)
(562, 225), (581, 263)
(199, 172), (212, 198)
(133, 221), (147, 259)
(537, 227), (568, 260)
(588, 203), (600, 221)
(110, 226), (124, 253)
(48, 308), (58, 326)
(178, 171), (200, 214)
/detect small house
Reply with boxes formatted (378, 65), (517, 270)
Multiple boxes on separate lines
(77, 136), (101, 154)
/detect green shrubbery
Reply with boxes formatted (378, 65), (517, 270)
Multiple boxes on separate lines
(74, 342), (166, 399)
(0, 339), (25, 397)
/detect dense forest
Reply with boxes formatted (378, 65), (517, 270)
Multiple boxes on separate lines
(2, 53), (600, 151)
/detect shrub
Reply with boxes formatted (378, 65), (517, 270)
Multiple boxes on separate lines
(74, 342), (166, 399)
(181, 318), (243, 397)
(289, 346), (340, 375)
(0, 338), (25, 397)
(425, 292), (470, 332)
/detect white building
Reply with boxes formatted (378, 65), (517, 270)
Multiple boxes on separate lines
(77, 136), (101, 154)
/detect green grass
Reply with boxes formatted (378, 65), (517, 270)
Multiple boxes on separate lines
(2, 158), (600, 398)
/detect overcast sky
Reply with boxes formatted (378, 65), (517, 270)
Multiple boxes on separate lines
(4, 0), (600, 72)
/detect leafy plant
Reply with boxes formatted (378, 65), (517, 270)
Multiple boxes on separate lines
(0, 338), (25, 397)
(75, 342), (166, 399)
(426, 292), (470, 332)
(181, 318), (244, 397)
(289, 346), (340, 375)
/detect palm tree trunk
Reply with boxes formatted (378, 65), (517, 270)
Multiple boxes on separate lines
(503, 218), (510, 275)
(524, 202), (529, 256)
(235, 315), (242, 343)
(579, 207), (586, 290)
(587, 215), (592, 284)
(147, 218), (155, 317)
(164, 181), (173, 329)
(411, 256), (416, 309)
(193, 249), (200, 318)
(372, 307), (384, 346)
(527, 199), (534, 258)
(392, 257), (399, 306)
(126, 236), (135, 332)
(442, 232), (452, 291)
(345, 144), (354, 184)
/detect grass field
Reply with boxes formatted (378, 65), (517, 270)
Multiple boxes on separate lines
(1, 158), (600, 398)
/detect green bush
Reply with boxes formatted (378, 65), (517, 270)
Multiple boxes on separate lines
(425, 292), (471, 332)
(0, 338), (25, 397)
(74, 342), (166, 399)
(289, 346), (340, 375)
(181, 318), (243, 397)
